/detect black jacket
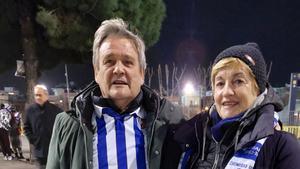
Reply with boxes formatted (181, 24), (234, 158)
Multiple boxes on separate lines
(174, 86), (300, 169)
(24, 101), (62, 158)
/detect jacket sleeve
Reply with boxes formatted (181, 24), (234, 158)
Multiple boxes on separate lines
(275, 131), (300, 169)
(23, 107), (35, 144)
(46, 111), (89, 169)
(46, 113), (63, 169)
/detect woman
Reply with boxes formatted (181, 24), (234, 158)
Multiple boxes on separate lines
(174, 43), (300, 169)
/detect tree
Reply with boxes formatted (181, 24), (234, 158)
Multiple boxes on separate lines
(0, 0), (166, 104)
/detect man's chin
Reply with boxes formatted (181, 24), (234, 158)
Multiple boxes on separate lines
(109, 90), (131, 99)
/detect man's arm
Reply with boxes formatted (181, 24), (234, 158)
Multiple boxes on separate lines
(23, 108), (35, 144)
(46, 113), (63, 169)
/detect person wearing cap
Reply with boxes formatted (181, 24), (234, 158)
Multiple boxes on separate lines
(174, 43), (300, 169)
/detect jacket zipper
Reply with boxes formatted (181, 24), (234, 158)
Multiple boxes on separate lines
(190, 117), (209, 168)
(212, 142), (220, 169)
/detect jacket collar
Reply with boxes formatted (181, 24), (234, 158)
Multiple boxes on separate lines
(91, 87), (144, 114)
(71, 81), (160, 131)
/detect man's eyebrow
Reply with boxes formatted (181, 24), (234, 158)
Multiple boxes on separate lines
(123, 54), (135, 60)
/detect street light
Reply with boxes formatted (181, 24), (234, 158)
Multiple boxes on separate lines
(183, 82), (195, 96)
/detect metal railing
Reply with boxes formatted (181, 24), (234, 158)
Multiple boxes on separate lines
(283, 126), (300, 139)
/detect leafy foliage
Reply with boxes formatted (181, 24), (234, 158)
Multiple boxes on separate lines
(0, 0), (166, 73)
(36, 0), (166, 51)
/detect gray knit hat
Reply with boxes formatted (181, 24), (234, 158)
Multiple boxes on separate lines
(213, 42), (267, 94)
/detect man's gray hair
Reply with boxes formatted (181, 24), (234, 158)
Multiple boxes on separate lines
(92, 18), (146, 71)
(34, 84), (49, 95)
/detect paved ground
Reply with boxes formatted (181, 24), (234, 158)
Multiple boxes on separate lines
(0, 135), (36, 169)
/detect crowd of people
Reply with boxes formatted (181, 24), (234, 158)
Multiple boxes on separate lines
(0, 18), (300, 169)
(0, 103), (24, 160)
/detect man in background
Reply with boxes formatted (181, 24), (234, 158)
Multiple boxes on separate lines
(24, 84), (62, 169)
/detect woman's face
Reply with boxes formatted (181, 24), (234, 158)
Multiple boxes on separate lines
(213, 66), (259, 119)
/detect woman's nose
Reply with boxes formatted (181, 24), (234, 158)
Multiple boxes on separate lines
(223, 83), (234, 96)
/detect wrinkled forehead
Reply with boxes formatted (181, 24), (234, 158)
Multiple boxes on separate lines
(34, 87), (47, 95)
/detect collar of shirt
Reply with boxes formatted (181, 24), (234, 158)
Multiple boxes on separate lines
(91, 87), (144, 114)
(92, 104), (146, 130)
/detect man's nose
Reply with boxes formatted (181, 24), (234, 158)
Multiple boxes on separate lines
(113, 62), (125, 74)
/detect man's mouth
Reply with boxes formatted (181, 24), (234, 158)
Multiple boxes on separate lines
(112, 80), (128, 85)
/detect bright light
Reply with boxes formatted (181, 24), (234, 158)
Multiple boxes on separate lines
(183, 82), (195, 96)
(59, 100), (63, 103)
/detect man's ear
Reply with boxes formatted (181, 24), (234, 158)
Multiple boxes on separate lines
(94, 67), (100, 84)
(140, 69), (145, 84)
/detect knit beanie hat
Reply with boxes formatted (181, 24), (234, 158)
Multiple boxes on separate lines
(213, 42), (267, 94)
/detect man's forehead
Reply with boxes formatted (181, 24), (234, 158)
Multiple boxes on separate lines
(34, 88), (47, 94)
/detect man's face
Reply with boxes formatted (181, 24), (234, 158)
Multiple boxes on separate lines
(213, 66), (258, 119)
(94, 35), (144, 108)
(34, 88), (49, 106)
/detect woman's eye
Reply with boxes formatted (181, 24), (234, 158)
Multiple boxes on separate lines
(234, 79), (244, 84)
(215, 82), (224, 87)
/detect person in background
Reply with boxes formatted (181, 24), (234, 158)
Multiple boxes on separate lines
(24, 84), (62, 169)
(174, 43), (300, 169)
(9, 105), (24, 159)
(46, 18), (185, 169)
(0, 103), (13, 160)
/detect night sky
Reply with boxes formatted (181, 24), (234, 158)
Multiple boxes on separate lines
(1, 0), (300, 93)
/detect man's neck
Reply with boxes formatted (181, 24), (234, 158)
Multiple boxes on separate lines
(113, 99), (131, 113)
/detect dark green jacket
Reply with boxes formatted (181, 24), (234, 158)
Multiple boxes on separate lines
(46, 81), (185, 169)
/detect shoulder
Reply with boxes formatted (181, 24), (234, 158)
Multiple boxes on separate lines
(53, 111), (81, 133)
(266, 130), (299, 148)
(26, 104), (38, 111)
(159, 98), (186, 124)
(47, 102), (63, 112)
(258, 130), (300, 168)
(174, 112), (209, 146)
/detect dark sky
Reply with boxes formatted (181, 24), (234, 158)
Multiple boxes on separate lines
(1, 0), (300, 92)
(149, 0), (300, 87)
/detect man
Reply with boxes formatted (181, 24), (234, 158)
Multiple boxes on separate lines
(24, 84), (62, 169)
(46, 18), (185, 169)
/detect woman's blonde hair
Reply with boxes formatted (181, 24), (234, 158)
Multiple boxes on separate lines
(211, 57), (259, 93)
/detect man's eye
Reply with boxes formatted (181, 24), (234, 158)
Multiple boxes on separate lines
(104, 60), (113, 64)
(124, 60), (133, 66)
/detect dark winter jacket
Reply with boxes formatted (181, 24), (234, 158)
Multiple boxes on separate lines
(46, 81), (185, 169)
(174, 86), (300, 169)
(24, 101), (62, 158)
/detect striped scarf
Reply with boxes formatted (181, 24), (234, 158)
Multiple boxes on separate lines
(92, 105), (147, 169)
